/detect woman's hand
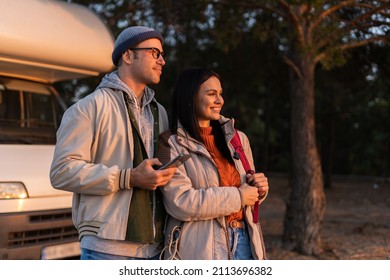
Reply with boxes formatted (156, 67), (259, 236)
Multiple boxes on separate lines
(246, 172), (269, 198)
(238, 183), (259, 207)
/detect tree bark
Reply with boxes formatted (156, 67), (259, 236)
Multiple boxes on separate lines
(282, 54), (326, 255)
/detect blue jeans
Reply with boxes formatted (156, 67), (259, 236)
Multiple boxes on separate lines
(80, 248), (159, 260)
(228, 227), (254, 260)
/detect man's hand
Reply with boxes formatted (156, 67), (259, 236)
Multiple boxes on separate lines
(130, 158), (177, 190)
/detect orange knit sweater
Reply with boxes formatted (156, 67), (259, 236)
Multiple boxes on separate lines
(199, 126), (243, 223)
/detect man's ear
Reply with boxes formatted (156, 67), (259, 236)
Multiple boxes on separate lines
(122, 50), (132, 64)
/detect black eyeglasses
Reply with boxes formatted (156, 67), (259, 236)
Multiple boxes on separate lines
(129, 47), (166, 59)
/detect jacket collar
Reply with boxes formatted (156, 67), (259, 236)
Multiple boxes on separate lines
(176, 115), (236, 153)
(99, 71), (156, 109)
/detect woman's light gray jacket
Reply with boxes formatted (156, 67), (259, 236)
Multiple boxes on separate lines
(158, 116), (267, 260)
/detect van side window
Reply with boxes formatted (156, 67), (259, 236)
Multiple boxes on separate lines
(0, 88), (22, 125)
(25, 91), (55, 128)
(0, 79), (61, 144)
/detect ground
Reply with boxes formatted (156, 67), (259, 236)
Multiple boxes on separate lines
(261, 174), (390, 260)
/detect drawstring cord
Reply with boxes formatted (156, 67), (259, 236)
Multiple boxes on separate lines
(160, 225), (182, 260)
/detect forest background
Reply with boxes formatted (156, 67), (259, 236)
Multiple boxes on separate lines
(56, 0), (389, 258)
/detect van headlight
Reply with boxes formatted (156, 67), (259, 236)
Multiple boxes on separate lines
(0, 182), (28, 199)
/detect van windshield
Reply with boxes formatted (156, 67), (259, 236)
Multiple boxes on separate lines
(0, 78), (64, 144)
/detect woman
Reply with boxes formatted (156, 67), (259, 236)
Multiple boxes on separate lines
(158, 68), (268, 260)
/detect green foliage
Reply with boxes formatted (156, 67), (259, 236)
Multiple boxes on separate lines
(320, 48), (348, 70)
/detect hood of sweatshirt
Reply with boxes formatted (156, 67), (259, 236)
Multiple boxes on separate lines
(96, 70), (155, 108)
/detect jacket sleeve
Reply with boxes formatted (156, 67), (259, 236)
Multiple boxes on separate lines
(157, 133), (242, 222)
(50, 95), (120, 195)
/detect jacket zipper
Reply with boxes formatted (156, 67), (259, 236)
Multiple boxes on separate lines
(257, 220), (267, 259)
(224, 217), (233, 260)
(152, 191), (156, 239)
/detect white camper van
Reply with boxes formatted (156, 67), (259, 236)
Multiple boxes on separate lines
(0, 0), (114, 259)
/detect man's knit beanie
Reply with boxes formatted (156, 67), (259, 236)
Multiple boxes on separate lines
(111, 26), (164, 66)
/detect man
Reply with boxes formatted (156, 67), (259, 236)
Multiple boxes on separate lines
(50, 26), (176, 260)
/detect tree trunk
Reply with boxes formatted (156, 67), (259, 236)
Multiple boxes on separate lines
(282, 55), (326, 255)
